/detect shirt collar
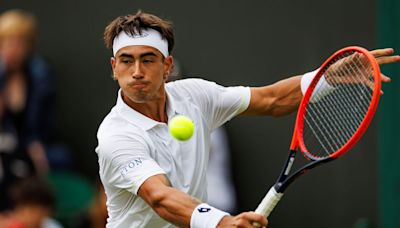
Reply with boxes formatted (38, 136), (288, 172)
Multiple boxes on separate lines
(165, 86), (181, 118)
(115, 89), (184, 131)
(116, 89), (159, 130)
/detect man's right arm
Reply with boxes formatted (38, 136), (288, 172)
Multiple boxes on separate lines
(138, 174), (268, 228)
(138, 174), (199, 227)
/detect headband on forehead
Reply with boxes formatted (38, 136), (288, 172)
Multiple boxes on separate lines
(112, 28), (169, 57)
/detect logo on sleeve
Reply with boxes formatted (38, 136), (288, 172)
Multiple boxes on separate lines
(198, 207), (211, 213)
(120, 158), (143, 176)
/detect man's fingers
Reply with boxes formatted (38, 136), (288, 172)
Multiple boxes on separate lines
(376, 55), (400, 65)
(370, 48), (394, 58)
(369, 48), (400, 65)
(241, 212), (267, 227)
(381, 73), (391, 83)
(234, 211), (268, 227)
(379, 73), (391, 95)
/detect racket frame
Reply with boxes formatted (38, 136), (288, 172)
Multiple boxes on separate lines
(294, 46), (381, 159)
(255, 46), (381, 219)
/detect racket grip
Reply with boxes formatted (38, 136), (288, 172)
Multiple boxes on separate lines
(254, 186), (283, 218)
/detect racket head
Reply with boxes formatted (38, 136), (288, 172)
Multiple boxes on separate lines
(294, 46), (381, 160)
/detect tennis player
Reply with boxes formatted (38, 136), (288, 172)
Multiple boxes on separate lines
(95, 11), (399, 228)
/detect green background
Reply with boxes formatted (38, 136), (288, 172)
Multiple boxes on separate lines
(379, 0), (400, 227)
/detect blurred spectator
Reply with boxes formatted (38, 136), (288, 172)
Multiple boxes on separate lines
(0, 176), (61, 228)
(0, 9), (56, 212)
(207, 126), (238, 214)
(88, 183), (108, 228)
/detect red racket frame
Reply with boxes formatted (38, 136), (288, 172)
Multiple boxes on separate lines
(291, 46), (381, 160)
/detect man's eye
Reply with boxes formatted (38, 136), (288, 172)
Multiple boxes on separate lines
(121, 59), (132, 64)
(143, 59), (154, 63)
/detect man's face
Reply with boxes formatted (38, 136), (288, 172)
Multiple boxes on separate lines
(0, 36), (31, 71)
(111, 45), (173, 104)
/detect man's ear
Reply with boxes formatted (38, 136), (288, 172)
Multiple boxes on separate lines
(163, 56), (173, 80)
(111, 57), (116, 70)
(165, 56), (173, 74)
(111, 57), (117, 80)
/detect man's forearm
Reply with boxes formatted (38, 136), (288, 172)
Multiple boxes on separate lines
(150, 186), (200, 227)
(138, 175), (201, 227)
(242, 75), (302, 117)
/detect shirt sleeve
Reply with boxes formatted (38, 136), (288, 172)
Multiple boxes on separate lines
(211, 84), (251, 128)
(170, 79), (251, 131)
(97, 133), (166, 195)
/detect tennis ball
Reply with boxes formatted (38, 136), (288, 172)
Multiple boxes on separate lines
(168, 115), (195, 141)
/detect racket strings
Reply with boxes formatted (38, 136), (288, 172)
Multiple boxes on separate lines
(307, 57), (373, 154)
(337, 55), (374, 106)
(307, 54), (373, 155)
(323, 55), (372, 130)
(302, 51), (375, 159)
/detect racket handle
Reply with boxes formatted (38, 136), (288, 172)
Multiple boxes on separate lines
(255, 186), (283, 218)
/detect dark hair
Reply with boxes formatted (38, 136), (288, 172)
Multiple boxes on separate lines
(10, 177), (55, 209)
(104, 10), (174, 55)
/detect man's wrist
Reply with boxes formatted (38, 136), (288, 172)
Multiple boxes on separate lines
(301, 69), (336, 101)
(301, 69), (319, 95)
(190, 203), (230, 228)
(216, 215), (232, 227)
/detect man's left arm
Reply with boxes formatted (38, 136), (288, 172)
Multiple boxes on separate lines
(242, 48), (400, 117)
(241, 75), (302, 117)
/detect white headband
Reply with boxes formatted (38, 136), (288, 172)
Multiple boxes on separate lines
(112, 28), (169, 57)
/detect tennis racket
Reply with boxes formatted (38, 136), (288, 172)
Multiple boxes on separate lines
(254, 46), (381, 220)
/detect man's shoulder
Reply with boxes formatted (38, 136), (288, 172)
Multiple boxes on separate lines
(96, 109), (149, 157)
(27, 55), (54, 79)
(166, 78), (221, 100)
(97, 108), (141, 140)
(166, 78), (217, 89)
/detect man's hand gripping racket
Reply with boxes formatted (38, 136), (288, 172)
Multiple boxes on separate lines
(254, 46), (382, 223)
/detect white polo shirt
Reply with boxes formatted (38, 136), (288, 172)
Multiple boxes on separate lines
(95, 78), (250, 228)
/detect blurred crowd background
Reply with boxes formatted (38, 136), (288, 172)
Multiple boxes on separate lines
(0, 1), (399, 228)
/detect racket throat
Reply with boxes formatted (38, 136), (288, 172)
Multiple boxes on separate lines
(277, 156), (335, 192)
(274, 149), (297, 192)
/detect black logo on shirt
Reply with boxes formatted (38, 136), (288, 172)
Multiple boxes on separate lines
(198, 207), (211, 213)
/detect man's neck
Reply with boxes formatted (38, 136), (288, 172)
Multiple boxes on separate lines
(122, 92), (168, 123)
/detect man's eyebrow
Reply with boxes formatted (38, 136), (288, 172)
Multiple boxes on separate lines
(117, 52), (158, 59)
(118, 53), (134, 58)
(139, 52), (158, 58)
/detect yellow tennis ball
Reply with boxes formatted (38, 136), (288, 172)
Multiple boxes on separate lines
(168, 115), (195, 141)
